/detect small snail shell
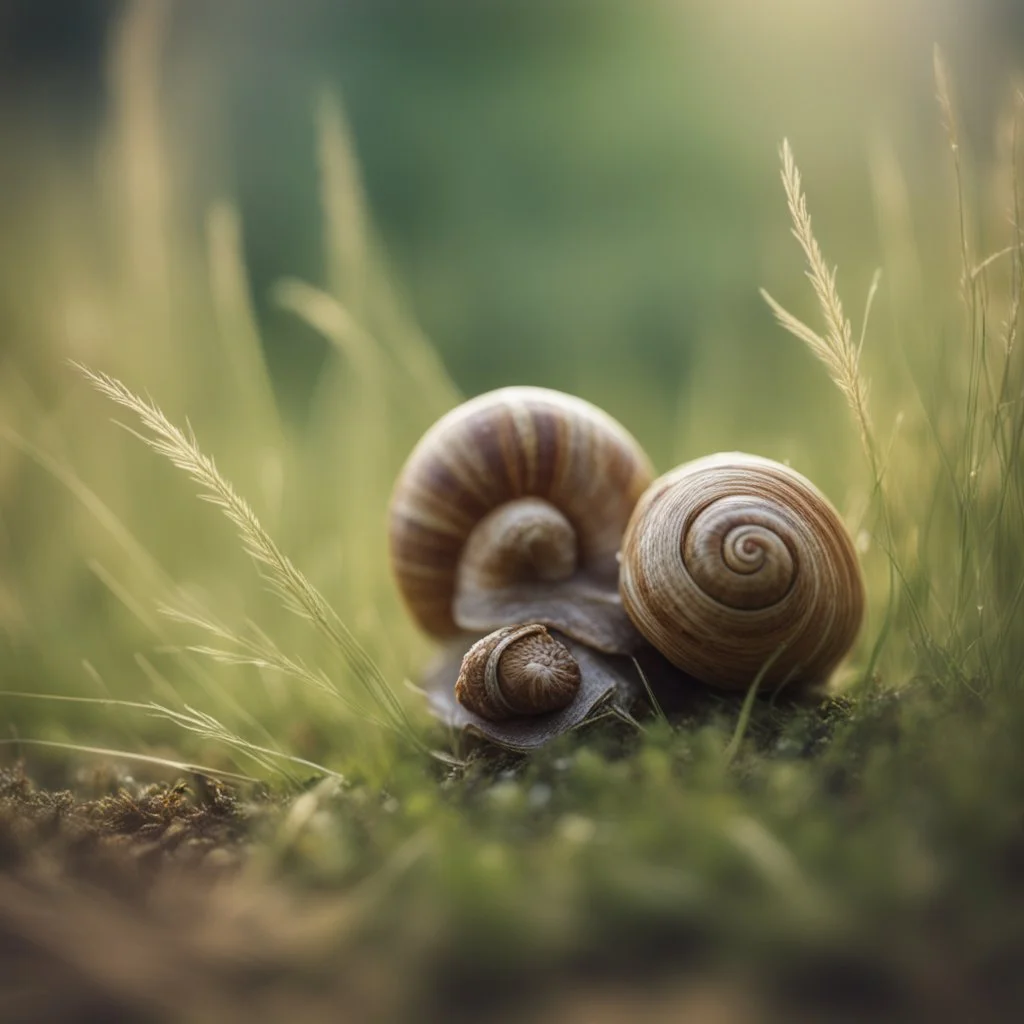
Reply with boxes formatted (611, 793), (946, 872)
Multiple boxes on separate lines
(388, 387), (654, 651)
(619, 453), (865, 690)
(424, 627), (641, 750)
(455, 624), (581, 721)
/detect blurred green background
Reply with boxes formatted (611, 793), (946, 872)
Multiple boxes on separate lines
(1, 0), (1022, 767)
(4, 1), (1023, 439)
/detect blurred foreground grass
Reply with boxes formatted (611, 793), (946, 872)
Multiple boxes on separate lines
(1, 3), (1024, 1021)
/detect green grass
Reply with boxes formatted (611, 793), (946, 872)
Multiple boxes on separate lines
(1, 5), (1024, 1019)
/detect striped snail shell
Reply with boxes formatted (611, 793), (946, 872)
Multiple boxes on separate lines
(618, 453), (865, 691)
(388, 387), (654, 653)
(455, 624), (582, 722)
(424, 626), (641, 751)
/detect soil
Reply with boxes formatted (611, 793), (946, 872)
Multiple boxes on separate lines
(2, 731), (1022, 1024)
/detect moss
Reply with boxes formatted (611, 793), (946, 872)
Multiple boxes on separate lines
(0, 762), (255, 878)
(3, 680), (1024, 1020)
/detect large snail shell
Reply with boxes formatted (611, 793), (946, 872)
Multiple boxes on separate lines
(618, 453), (865, 690)
(389, 387), (654, 652)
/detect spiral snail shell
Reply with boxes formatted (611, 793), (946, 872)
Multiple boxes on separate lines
(454, 624), (582, 721)
(388, 387), (654, 652)
(618, 452), (865, 691)
(393, 389), (866, 746)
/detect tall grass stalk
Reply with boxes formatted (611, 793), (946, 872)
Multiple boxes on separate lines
(0, 690), (343, 782)
(0, 427), (283, 736)
(316, 93), (460, 419)
(0, 737), (258, 784)
(761, 140), (896, 687)
(761, 140), (877, 472)
(75, 365), (427, 754)
(928, 52), (1024, 685)
(158, 602), (390, 731)
(206, 201), (283, 449)
(764, 65), (1024, 696)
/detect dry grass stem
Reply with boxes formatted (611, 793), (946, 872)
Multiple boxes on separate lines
(75, 364), (423, 751)
(761, 139), (876, 465)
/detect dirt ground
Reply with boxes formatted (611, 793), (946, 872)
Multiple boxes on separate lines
(3, 760), (1023, 1024)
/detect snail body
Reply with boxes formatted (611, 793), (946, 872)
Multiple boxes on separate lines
(619, 452), (864, 690)
(388, 387), (654, 651)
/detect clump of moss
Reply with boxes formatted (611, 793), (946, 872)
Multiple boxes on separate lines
(0, 762), (254, 879)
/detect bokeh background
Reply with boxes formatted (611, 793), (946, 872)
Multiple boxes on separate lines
(6, 0), (1024, 409)
(1, 0), (1023, 763)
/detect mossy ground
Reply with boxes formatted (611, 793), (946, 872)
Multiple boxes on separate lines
(3, 681), (1023, 1023)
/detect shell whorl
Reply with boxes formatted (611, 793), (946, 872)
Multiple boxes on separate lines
(455, 624), (582, 721)
(388, 387), (654, 638)
(619, 453), (865, 690)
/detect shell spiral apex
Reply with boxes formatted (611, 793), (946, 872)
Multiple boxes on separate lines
(618, 452), (865, 691)
(388, 387), (654, 650)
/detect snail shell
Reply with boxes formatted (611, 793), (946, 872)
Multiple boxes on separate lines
(424, 627), (642, 751)
(619, 453), (865, 690)
(388, 387), (654, 652)
(455, 624), (582, 721)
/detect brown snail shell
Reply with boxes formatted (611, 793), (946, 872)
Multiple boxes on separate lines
(423, 627), (645, 752)
(455, 624), (582, 721)
(388, 387), (654, 653)
(618, 452), (865, 691)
